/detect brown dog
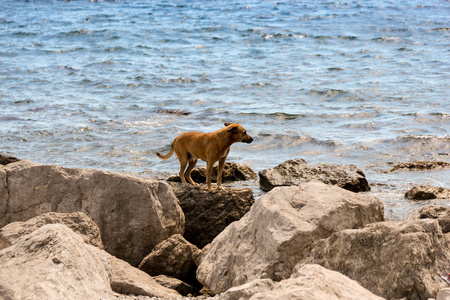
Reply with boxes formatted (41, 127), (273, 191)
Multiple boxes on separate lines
(157, 123), (253, 191)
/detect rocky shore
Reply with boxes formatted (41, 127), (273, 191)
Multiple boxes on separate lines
(1, 155), (449, 300)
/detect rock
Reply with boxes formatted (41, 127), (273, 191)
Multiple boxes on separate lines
(0, 212), (103, 250)
(109, 253), (180, 298)
(405, 185), (450, 200)
(0, 224), (180, 299)
(390, 161), (450, 172)
(258, 158), (370, 192)
(221, 264), (385, 300)
(306, 219), (450, 300)
(437, 288), (450, 300)
(171, 185), (255, 248)
(0, 155), (20, 166)
(153, 275), (199, 296)
(139, 234), (202, 287)
(168, 162), (256, 183)
(414, 206), (450, 233)
(196, 182), (384, 293)
(0, 160), (185, 266)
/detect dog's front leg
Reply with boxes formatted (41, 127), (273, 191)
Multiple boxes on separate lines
(206, 161), (215, 191)
(216, 157), (226, 189)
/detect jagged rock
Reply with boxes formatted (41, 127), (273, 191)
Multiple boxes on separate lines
(405, 185), (450, 200)
(139, 234), (202, 287)
(305, 219), (450, 300)
(153, 275), (199, 296)
(109, 253), (179, 298)
(414, 206), (450, 233)
(221, 264), (385, 300)
(0, 224), (179, 299)
(168, 162), (256, 183)
(0, 155), (20, 166)
(0, 212), (103, 250)
(171, 185), (254, 248)
(258, 158), (370, 192)
(391, 161), (450, 172)
(0, 160), (184, 266)
(196, 182), (384, 293)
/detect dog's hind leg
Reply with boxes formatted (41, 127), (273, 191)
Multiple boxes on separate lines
(178, 156), (189, 185)
(185, 159), (198, 185)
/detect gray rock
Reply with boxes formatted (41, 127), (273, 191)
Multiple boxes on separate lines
(168, 162), (256, 183)
(405, 185), (450, 200)
(171, 185), (254, 248)
(306, 219), (450, 300)
(259, 158), (370, 192)
(0, 224), (179, 300)
(139, 234), (202, 286)
(0, 211), (103, 250)
(220, 264), (385, 300)
(0, 160), (185, 266)
(196, 182), (384, 293)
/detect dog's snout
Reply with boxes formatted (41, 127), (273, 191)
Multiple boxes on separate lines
(244, 136), (253, 144)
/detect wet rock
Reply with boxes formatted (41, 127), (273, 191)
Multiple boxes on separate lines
(0, 155), (20, 166)
(0, 160), (185, 266)
(258, 158), (370, 192)
(0, 212), (103, 250)
(390, 161), (450, 172)
(405, 185), (450, 200)
(221, 264), (385, 300)
(414, 206), (450, 233)
(171, 184), (254, 248)
(0, 224), (179, 300)
(196, 182), (384, 293)
(305, 219), (450, 300)
(168, 162), (256, 183)
(139, 234), (202, 287)
(153, 275), (199, 296)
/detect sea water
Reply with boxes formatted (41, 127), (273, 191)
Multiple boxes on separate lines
(1, 0), (449, 219)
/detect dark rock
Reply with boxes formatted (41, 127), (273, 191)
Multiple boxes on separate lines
(167, 162), (256, 183)
(153, 275), (199, 296)
(138, 234), (202, 288)
(171, 184), (255, 248)
(390, 161), (450, 172)
(259, 158), (370, 192)
(415, 206), (450, 233)
(405, 185), (450, 200)
(0, 155), (20, 165)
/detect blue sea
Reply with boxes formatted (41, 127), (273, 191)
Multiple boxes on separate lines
(1, 0), (449, 219)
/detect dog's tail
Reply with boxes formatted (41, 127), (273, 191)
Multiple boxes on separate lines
(156, 143), (174, 160)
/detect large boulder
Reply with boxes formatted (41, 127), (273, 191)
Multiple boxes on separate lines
(171, 184), (254, 248)
(168, 162), (256, 183)
(196, 182), (384, 293)
(305, 219), (450, 300)
(0, 160), (185, 266)
(221, 264), (385, 300)
(259, 158), (370, 192)
(0, 224), (179, 299)
(405, 185), (450, 200)
(0, 212), (103, 250)
(139, 234), (202, 287)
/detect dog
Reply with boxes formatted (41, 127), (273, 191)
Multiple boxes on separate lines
(157, 123), (253, 191)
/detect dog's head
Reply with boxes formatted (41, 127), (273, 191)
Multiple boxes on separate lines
(224, 123), (253, 144)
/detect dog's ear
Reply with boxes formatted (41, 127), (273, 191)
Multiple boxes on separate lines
(224, 123), (232, 127)
(227, 125), (238, 134)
